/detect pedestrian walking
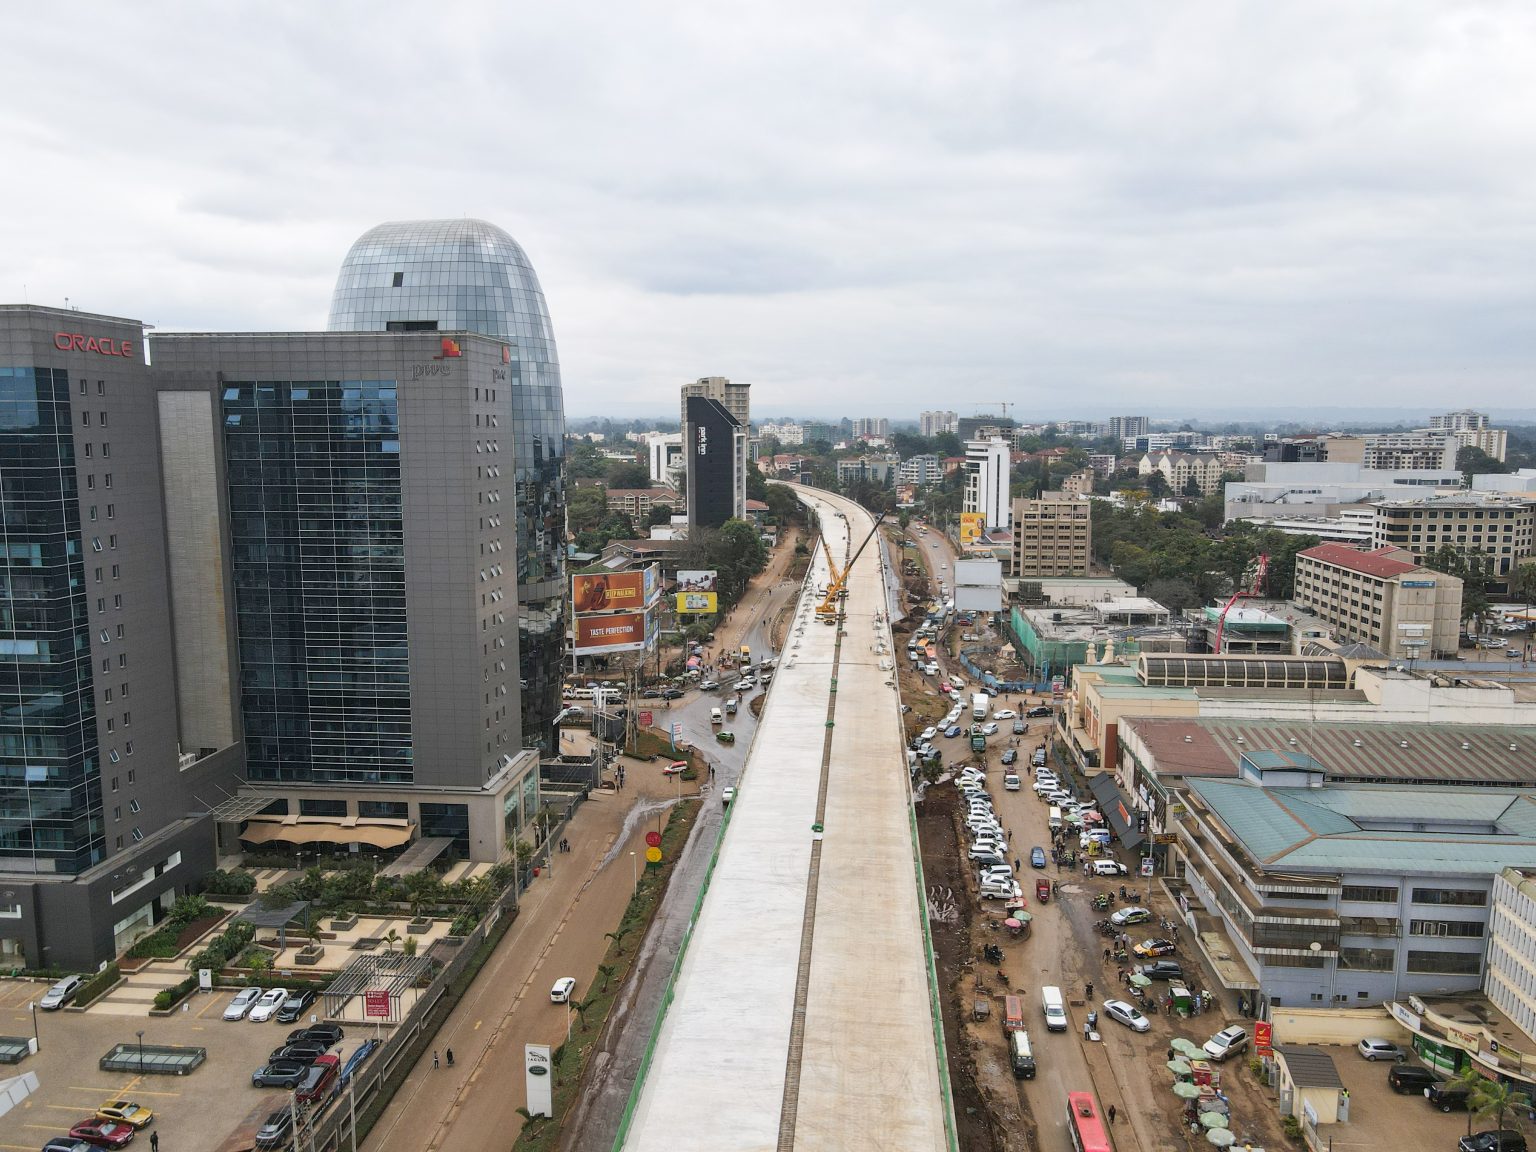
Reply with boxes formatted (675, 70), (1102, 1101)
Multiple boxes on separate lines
(150, 1135), (159, 1152)
(433, 1050), (440, 1070)
(1103, 948), (1111, 963)
(1085, 982), (1093, 999)
(446, 1048), (455, 1067)
(1107, 1104), (1117, 1125)
(1083, 1021), (1091, 1040)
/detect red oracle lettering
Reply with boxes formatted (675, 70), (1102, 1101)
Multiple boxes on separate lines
(53, 332), (135, 357)
(71, 334), (88, 351)
(54, 333), (72, 351)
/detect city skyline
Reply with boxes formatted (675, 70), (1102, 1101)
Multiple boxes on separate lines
(3, 2), (1532, 415)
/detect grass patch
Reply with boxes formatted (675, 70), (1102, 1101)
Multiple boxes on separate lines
(517, 798), (701, 1150)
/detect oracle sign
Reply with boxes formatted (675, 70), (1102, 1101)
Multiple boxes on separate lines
(54, 332), (134, 358)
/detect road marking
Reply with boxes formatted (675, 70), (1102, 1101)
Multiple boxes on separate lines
(474, 1019), (482, 1030)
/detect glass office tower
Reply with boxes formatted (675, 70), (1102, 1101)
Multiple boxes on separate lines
(328, 220), (567, 752)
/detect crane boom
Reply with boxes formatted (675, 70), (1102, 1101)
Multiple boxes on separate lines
(815, 510), (887, 623)
(1213, 553), (1270, 651)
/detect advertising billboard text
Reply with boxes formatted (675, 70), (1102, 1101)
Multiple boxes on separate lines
(676, 591), (719, 615)
(572, 572), (648, 615)
(574, 611), (649, 654)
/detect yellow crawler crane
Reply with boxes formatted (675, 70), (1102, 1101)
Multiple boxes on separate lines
(815, 511), (886, 624)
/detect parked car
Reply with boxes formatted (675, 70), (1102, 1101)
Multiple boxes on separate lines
(94, 1102), (153, 1129)
(39, 974), (86, 1010)
(981, 722), (999, 736)
(1026, 706), (1053, 718)
(979, 879), (1023, 901)
(275, 989), (317, 1024)
(1102, 999), (1150, 1033)
(1460, 1131), (1528, 1152)
(1388, 1064), (1441, 1095)
(1135, 960), (1185, 982)
(287, 1023), (343, 1048)
(1090, 859), (1128, 877)
(992, 709), (1016, 719)
(255, 1106), (295, 1151)
(223, 986), (263, 1021)
(1132, 938), (1176, 958)
(251, 1060), (309, 1089)
(659, 688), (684, 700)
(1357, 1037), (1406, 1062)
(42, 1141), (96, 1152)
(550, 977), (577, 1003)
(1012, 719), (1027, 735)
(920, 726), (938, 743)
(67, 1121), (136, 1150)
(970, 842), (1005, 860)
(1030, 847), (1048, 869)
(248, 987), (289, 1023)
(296, 1054), (340, 1104)
(1110, 906), (1152, 927)
(721, 786), (736, 805)
(268, 1042), (327, 1065)
(944, 724), (962, 738)
(1426, 1081), (1473, 1112)
(1202, 1025), (1249, 1062)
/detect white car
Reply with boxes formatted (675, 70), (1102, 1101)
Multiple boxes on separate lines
(1110, 906), (1154, 928)
(733, 679), (755, 692)
(38, 974), (85, 1011)
(977, 868), (1015, 886)
(699, 679), (719, 691)
(920, 727), (938, 743)
(248, 986), (289, 1022)
(980, 722), (999, 736)
(992, 709), (1016, 719)
(1103, 999), (1151, 1033)
(970, 842), (1005, 859)
(1090, 859), (1129, 877)
(979, 879), (1023, 901)
(223, 986), (263, 1021)
(550, 977), (577, 1003)
(722, 787), (736, 805)
(1004, 773), (1022, 791)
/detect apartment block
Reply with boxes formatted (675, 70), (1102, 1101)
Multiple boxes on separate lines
(1293, 543), (1462, 659)
(964, 438), (1012, 531)
(919, 410), (957, 437)
(1371, 492), (1534, 577)
(1011, 493), (1092, 577)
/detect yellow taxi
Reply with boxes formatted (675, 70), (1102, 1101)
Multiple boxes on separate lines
(95, 1100), (154, 1129)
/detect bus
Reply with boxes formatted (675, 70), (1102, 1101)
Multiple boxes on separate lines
(1065, 1091), (1113, 1152)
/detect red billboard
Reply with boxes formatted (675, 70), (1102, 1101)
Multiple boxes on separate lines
(1254, 1020), (1272, 1055)
(364, 989), (391, 1019)
(574, 611), (648, 654)
(572, 572), (649, 615)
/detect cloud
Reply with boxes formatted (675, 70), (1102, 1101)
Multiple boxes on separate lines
(2, 0), (1532, 416)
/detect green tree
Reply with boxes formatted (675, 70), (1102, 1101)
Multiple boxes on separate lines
(606, 461), (650, 489)
(568, 486), (607, 536)
(567, 440), (608, 478)
(1452, 1066), (1530, 1138)
(1424, 545), (1491, 624)
(1457, 445), (1507, 482)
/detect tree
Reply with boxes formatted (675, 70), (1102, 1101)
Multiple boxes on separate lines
(1457, 445), (1507, 482)
(1144, 471), (1170, 499)
(606, 461), (650, 490)
(604, 927), (631, 955)
(1452, 1066), (1531, 1138)
(646, 503), (675, 527)
(568, 486), (607, 536)
(1424, 545), (1492, 624)
(597, 963), (616, 992)
(572, 994), (598, 1032)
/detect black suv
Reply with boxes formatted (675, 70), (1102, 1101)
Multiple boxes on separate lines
(1026, 706), (1053, 718)
(1136, 960), (1185, 981)
(288, 1023), (344, 1047)
(1426, 1081), (1473, 1112)
(1387, 1064), (1440, 1095)
(275, 988), (317, 1024)
(1460, 1132), (1528, 1152)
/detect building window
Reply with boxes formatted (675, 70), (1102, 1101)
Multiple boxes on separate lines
(129, 799), (140, 814)
(1412, 888), (1486, 907)
(298, 799), (347, 817)
(125, 742), (134, 756)
(1406, 949), (1482, 975)
(1343, 885), (1399, 903)
(112, 564), (120, 579)
(1339, 946), (1395, 972)
(131, 827), (143, 842)
(1409, 920), (1484, 938)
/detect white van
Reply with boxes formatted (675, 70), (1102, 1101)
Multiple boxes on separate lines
(1040, 985), (1068, 1032)
(1003, 772), (1022, 791)
(1047, 806), (1063, 833)
(710, 707), (723, 726)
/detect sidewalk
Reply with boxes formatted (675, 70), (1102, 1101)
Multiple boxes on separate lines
(361, 763), (694, 1152)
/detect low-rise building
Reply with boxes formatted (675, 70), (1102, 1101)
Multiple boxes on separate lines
(1371, 491), (1535, 578)
(898, 453), (943, 487)
(1293, 543), (1462, 659)
(836, 455), (897, 487)
(1138, 449), (1226, 496)
(607, 487), (681, 523)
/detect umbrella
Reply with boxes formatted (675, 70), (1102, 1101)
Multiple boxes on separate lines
(1129, 973), (1153, 987)
(1173, 1081), (1202, 1099)
(1198, 1098), (1231, 1117)
(1166, 1058), (1192, 1075)
(1200, 1112), (1230, 1130)
(1206, 1128), (1236, 1147)
(1004, 919), (1022, 930)
(1172, 1037), (1204, 1057)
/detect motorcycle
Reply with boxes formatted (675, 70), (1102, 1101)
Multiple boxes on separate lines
(983, 943), (1004, 965)
(1092, 893), (1111, 911)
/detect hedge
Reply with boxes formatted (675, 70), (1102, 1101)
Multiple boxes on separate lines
(74, 963), (121, 1008)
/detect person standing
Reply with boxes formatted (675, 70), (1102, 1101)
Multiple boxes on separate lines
(149, 1135), (159, 1152)
(433, 1050), (440, 1070)
(1107, 1104), (1117, 1125)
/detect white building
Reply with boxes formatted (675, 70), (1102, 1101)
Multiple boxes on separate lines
(963, 437), (1012, 531)
(898, 454), (943, 487)
(852, 417), (890, 439)
(1487, 868), (1536, 1046)
(919, 410), (957, 437)
(642, 431), (685, 488)
(1223, 462), (1462, 524)
(1239, 507), (1377, 544)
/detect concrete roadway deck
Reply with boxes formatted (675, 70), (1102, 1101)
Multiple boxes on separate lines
(619, 489), (952, 1152)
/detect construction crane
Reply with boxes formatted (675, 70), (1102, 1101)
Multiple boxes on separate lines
(1212, 553), (1270, 652)
(815, 510), (888, 624)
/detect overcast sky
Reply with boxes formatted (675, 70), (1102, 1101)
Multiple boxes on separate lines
(4, 2), (1533, 419)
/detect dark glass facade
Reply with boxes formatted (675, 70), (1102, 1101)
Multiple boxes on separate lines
(684, 396), (743, 530)
(221, 380), (411, 784)
(0, 366), (103, 871)
(327, 220), (567, 752)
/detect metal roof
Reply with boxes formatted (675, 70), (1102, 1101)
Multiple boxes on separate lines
(1276, 1046), (1344, 1089)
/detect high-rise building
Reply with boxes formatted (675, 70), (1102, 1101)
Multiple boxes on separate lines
(1428, 409), (1492, 432)
(0, 307), (246, 969)
(684, 395), (747, 530)
(680, 376), (750, 432)
(963, 438), (1012, 532)
(1011, 493), (1092, 577)
(1107, 415), (1149, 441)
(642, 431), (684, 488)
(852, 417), (890, 439)
(919, 410), (957, 437)
(1370, 492), (1535, 577)
(897, 454), (943, 487)
(327, 220), (568, 753)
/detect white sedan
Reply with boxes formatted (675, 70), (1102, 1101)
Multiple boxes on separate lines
(248, 986), (289, 1022)
(223, 986), (263, 1021)
(992, 709), (1016, 719)
(980, 722), (999, 736)
(1103, 999), (1151, 1033)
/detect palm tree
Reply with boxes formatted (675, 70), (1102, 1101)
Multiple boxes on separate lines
(572, 995), (597, 1032)
(1458, 1068), (1532, 1138)
(604, 927), (630, 955)
(515, 1106), (545, 1139)
(597, 963), (616, 992)
(382, 928), (401, 954)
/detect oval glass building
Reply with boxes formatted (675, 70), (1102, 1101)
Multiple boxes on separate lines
(329, 219), (568, 752)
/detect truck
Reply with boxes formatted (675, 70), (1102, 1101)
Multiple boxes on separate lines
(971, 693), (989, 721)
(740, 644), (751, 666)
(970, 725), (987, 753)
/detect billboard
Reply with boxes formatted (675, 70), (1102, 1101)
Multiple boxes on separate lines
(572, 571), (648, 615)
(677, 570), (718, 592)
(959, 513), (985, 544)
(677, 591), (719, 615)
(574, 611), (648, 654)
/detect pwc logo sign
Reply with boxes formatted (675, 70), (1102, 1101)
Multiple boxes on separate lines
(54, 332), (134, 358)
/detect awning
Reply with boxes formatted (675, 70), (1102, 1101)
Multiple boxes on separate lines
(239, 821), (414, 848)
(1087, 774), (1147, 852)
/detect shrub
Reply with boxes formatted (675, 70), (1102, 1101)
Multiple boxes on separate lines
(202, 868), (258, 896)
(168, 893), (212, 926)
(75, 963), (120, 1008)
(186, 920), (256, 972)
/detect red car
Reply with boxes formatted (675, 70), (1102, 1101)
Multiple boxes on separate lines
(70, 1119), (136, 1148)
(296, 1053), (340, 1104)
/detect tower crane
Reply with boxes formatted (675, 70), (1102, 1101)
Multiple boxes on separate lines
(1213, 553), (1270, 652)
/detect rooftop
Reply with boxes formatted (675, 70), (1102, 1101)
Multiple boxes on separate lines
(1298, 543), (1419, 579)
(1120, 715), (1536, 788)
(1276, 1046), (1344, 1089)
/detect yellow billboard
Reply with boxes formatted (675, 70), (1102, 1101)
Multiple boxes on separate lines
(960, 513), (985, 544)
(676, 591), (719, 615)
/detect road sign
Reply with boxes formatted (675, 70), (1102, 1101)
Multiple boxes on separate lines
(1255, 1020), (1273, 1055)
(645, 846), (663, 864)
(639, 710), (654, 727)
(645, 831), (662, 848)
(364, 989), (391, 1019)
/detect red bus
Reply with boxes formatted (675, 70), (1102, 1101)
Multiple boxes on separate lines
(1065, 1091), (1113, 1152)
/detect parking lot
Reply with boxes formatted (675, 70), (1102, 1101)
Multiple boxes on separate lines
(1321, 1044), (1480, 1151)
(0, 977), (361, 1151)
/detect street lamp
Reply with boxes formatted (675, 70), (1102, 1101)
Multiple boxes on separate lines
(136, 1029), (145, 1074)
(630, 851), (637, 889)
(27, 1000), (37, 1053)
